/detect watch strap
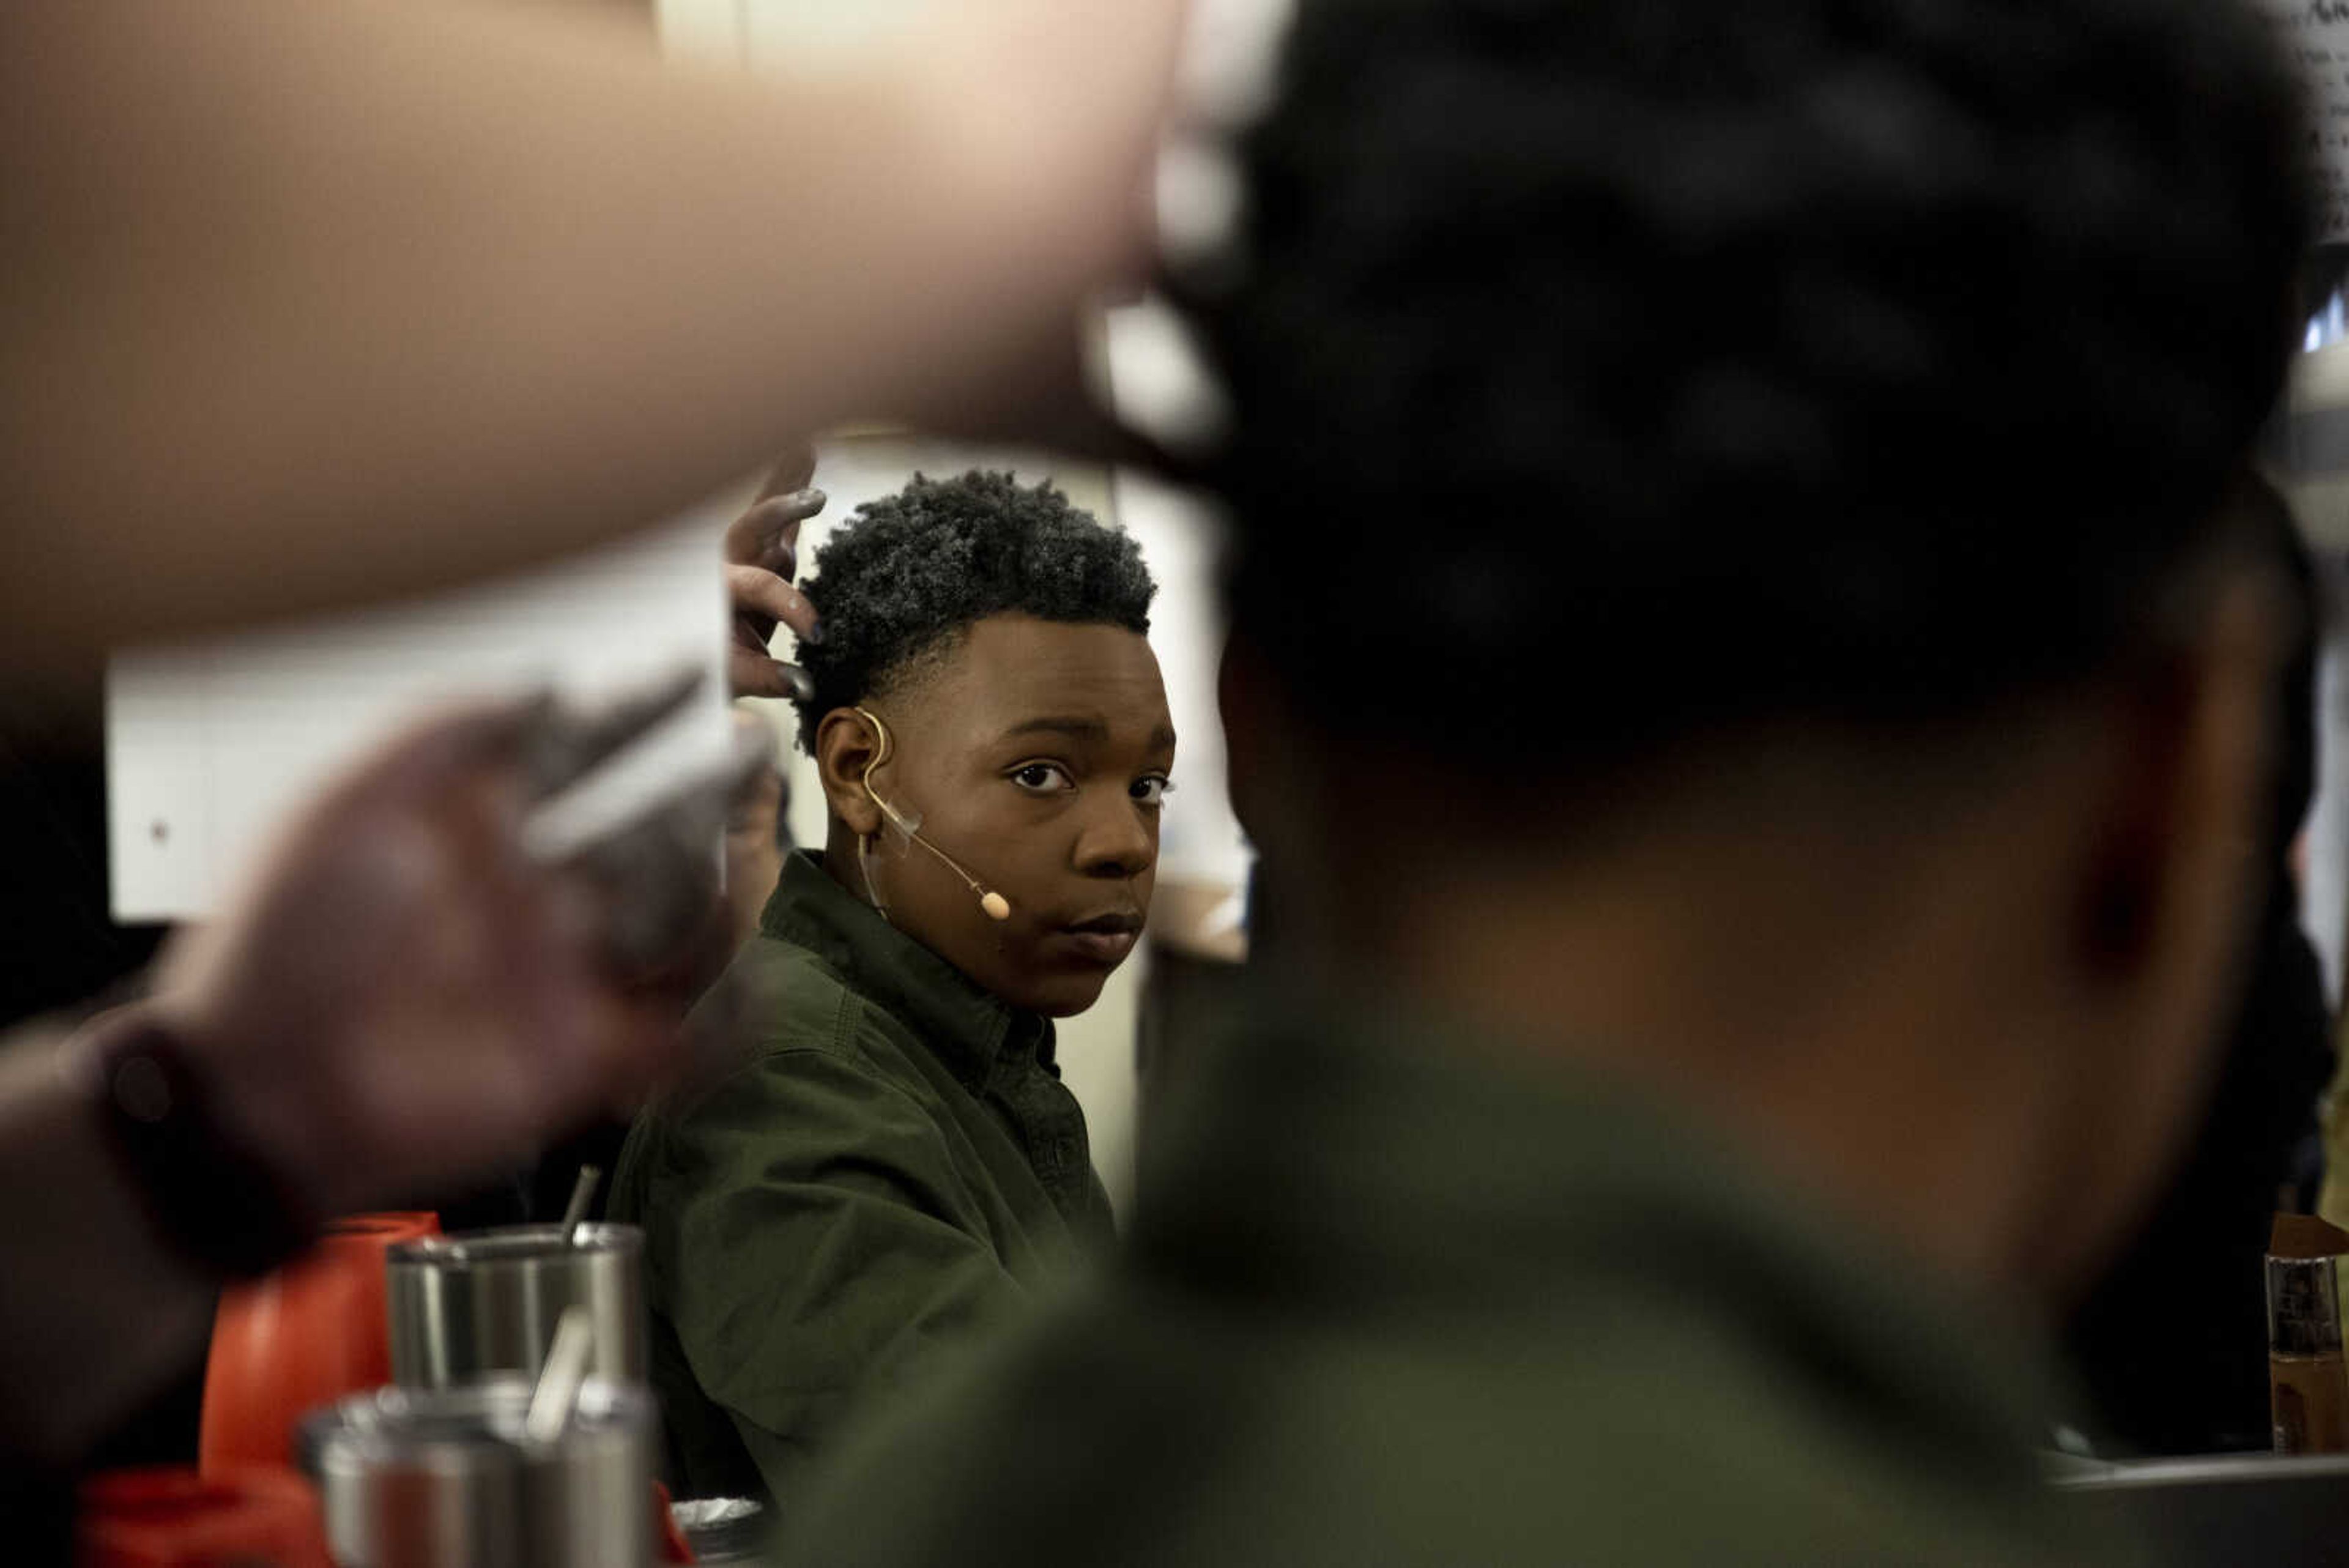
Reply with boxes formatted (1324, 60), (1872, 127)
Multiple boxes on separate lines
(78, 1008), (319, 1280)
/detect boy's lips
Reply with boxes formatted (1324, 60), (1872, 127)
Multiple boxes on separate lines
(1051, 908), (1145, 966)
(1065, 910), (1145, 935)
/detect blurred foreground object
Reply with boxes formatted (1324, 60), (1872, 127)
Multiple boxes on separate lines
(722, 732), (792, 949)
(2061, 477), (2335, 1457)
(140, 676), (750, 1219)
(0, 0), (1187, 684)
(2055, 1449), (2349, 1565)
(200, 1214), (440, 1477)
(305, 1377), (655, 1568)
(1, 685), (749, 1476)
(77, 1465), (329, 1568)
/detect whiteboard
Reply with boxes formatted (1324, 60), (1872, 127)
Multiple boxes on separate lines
(106, 515), (733, 921)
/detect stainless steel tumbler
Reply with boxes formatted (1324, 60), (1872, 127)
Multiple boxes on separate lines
(386, 1225), (646, 1391)
(306, 1377), (656, 1568)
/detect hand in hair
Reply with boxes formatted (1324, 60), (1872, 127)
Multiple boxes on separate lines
(726, 450), (827, 702)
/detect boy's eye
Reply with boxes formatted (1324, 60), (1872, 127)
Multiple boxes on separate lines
(1131, 776), (1171, 808)
(1010, 762), (1075, 793)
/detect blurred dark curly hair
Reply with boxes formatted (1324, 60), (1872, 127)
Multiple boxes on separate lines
(1194, 0), (2313, 768)
(792, 471), (1155, 751)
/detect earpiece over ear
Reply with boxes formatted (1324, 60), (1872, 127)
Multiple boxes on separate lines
(853, 706), (1013, 923)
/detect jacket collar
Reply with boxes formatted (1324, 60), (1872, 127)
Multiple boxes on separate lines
(759, 851), (1055, 1087)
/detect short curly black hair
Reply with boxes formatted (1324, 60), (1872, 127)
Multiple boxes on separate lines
(792, 471), (1156, 751)
(1195, 0), (2312, 770)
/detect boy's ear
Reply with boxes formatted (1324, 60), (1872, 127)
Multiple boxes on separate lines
(815, 707), (886, 838)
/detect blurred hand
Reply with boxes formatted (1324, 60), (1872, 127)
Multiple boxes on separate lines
(146, 695), (727, 1219)
(725, 450), (825, 700)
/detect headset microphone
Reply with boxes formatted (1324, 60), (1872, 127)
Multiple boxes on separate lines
(854, 707), (1012, 921)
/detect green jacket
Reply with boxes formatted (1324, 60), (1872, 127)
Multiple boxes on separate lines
(609, 852), (1113, 1509)
(778, 997), (2134, 1567)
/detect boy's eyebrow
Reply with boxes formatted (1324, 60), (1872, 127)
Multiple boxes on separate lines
(1001, 716), (1109, 742)
(1000, 716), (1179, 752)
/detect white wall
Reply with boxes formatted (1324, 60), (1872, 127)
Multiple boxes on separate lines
(2307, 565), (2349, 1009)
(2280, 344), (2349, 1003)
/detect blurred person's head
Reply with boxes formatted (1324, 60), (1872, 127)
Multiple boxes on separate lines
(1201, 0), (2311, 1299)
(796, 472), (1171, 1017)
(725, 710), (792, 946)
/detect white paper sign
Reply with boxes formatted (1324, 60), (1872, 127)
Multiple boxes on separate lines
(106, 516), (732, 921)
(2262, 1), (2349, 245)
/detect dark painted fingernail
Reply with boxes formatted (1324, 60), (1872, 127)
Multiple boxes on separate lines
(801, 616), (824, 646)
(787, 666), (816, 702)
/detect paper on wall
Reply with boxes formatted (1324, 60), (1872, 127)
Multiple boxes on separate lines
(2260, 1), (2349, 245)
(106, 515), (732, 922)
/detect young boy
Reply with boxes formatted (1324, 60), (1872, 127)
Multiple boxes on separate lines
(610, 471), (1173, 1507)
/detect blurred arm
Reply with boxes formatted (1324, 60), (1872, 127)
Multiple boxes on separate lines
(0, 1023), (218, 1466)
(0, 0), (1179, 682)
(0, 692), (742, 1465)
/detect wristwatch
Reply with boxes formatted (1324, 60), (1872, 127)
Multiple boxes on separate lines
(76, 1006), (319, 1280)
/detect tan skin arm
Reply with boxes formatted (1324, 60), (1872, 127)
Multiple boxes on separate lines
(0, 0), (1184, 683)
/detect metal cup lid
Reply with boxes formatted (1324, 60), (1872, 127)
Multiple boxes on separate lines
(387, 1224), (643, 1271)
